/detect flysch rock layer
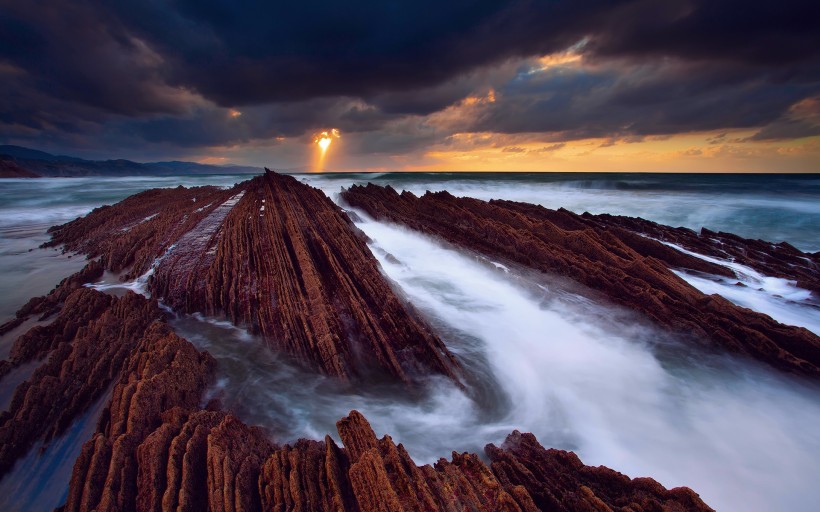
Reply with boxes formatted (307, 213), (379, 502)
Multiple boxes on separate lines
(0, 288), (170, 476)
(151, 170), (460, 384)
(39, 170), (461, 385)
(341, 184), (820, 377)
(0, 288), (713, 511)
(46, 185), (242, 279)
(583, 211), (820, 294)
(0, 171), (718, 511)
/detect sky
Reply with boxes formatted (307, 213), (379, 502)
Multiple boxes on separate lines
(1, 0), (819, 172)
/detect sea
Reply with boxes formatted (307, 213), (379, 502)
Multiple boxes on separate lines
(0, 172), (819, 511)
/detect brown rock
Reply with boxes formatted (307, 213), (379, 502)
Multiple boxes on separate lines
(341, 184), (820, 377)
(0, 288), (164, 476)
(487, 430), (714, 512)
(63, 320), (215, 512)
(586, 212), (819, 294)
(0, 176), (723, 512)
(46, 185), (241, 278)
(152, 170), (461, 385)
(40, 172), (462, 386)
(253, 410), (708, 512)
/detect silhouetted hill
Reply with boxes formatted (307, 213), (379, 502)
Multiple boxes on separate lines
(0, 145), (262, 177)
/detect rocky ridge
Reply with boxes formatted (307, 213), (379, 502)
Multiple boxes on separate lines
(151, 170), (461, 384)
(0, 171), (730, 510)
(0, 288), (167, 476)
(341, 184), (820, 376)
(42, 171), (461, 385)
(0, 285), (712, 511)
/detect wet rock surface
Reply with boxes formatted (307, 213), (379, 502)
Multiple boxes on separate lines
(0, 288), (165, 476)
(38, 171), (461, 385)
(46, 185), (241, 278)
(0, 287), (708, 511)
(584, 212), (820, 294)
(0, 172), (727, 510)
(341, 184), (820, 376)
(66, 399), (713, 512)
(151, 170), (461, 385)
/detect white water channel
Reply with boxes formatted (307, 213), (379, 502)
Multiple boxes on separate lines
(1, 174), (819, 511)
(170, 213), (820, 512)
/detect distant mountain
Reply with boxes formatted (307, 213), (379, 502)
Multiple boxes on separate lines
(0, 145), (263, 177)
(0, 145), (86, 163)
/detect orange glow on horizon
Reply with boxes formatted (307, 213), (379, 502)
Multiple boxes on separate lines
(406, 131), (820, 173)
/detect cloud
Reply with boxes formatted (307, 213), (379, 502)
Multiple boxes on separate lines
(748, 97), (820, 141)
(450, 58), (818, 140)
(1, 1), (818, 159)
(530, 143), (566, 153)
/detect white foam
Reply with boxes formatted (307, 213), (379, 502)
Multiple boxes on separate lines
(350, 215), (820, 512)
(658, 241), (819, 334)
(171, 213), (820, 512)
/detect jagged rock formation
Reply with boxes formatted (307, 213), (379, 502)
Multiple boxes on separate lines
(42, 170), (462, 385)
(487, 431), (711, 512)
(341, 184), (820, 376)
(585, 212), (820, 294)
(46, 185), (241, 278)
(0, 288), (166, 476)
(0, 259), (103, 338)
(0, 172), (721, 511)
(0, 285), (708, 510)
(66, 392), (714, 512)
(260, 411), (709, 511)
(64, 325), (216, 512)
(151, 170), (460, 384)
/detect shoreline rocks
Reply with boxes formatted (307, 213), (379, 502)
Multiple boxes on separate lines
(341, 184), (820, 377)
(11, 172), (812, 509)
(39, 170), (463, 386)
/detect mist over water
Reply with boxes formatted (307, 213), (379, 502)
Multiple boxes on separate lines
(349, 216), (820, 512)
(169, 214), (820, 512)
(1, 173), (819, 511)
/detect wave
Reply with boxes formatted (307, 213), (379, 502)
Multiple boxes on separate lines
(170, 213), (820, 512)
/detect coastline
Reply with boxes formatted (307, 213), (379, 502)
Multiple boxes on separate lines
(0, 171), (818, 510)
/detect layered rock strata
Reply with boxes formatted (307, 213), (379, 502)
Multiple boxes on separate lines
(0, 287), (711, 510)
(65, 385), (714, 512)
(0, 171), (721, 510)
(151, 170), (460, 384)
(0, 288), (167, 476)
(341, 184), (820, 376)
(46, 185), (241, 278)
(585, 212), (820, 293)
(63, 325), (218, 512)
(41, 170), (461, 385)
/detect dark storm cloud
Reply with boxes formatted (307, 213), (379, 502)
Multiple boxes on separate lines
(583, 0), (820, 66)
(105, 0), (820, 106)
(103, 97), (404, 149)
(1, 0), (818, 153)
(461, 59), (819, 138)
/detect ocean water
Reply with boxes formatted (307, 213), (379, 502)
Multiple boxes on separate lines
(0, 172), (818, 511)
(304, 172), (820, 252)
